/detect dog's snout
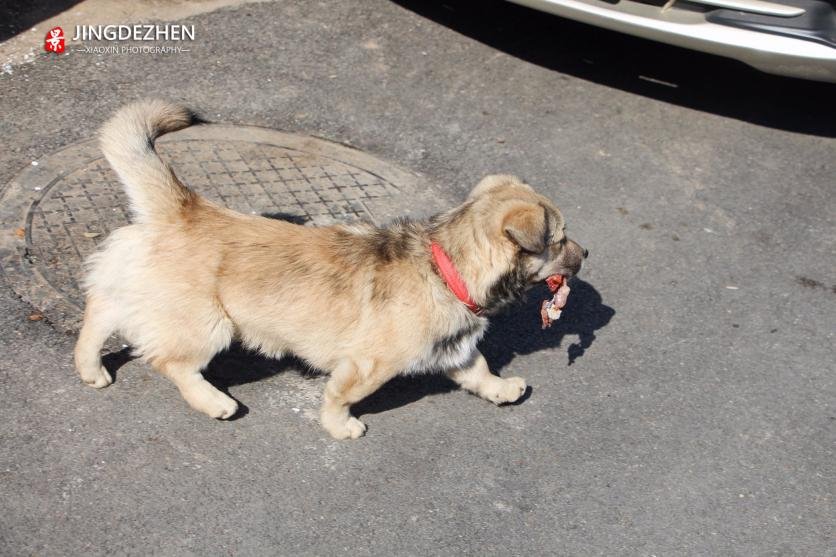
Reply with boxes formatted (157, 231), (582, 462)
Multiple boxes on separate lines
(583, 248), (589, 259)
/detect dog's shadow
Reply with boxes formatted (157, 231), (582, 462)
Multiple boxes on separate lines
(357, 278), (614, 416)
(102, 279), (614, 419)
(482, 278), (615, 370)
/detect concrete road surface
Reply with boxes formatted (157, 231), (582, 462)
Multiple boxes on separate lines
(0, 0), (833, 554)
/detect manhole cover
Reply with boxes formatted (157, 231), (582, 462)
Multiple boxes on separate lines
(0, 124), (445, 331)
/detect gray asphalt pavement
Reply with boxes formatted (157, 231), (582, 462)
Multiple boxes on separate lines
(0, 0), (834, 555)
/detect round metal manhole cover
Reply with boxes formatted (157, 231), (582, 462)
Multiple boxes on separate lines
(0, 124), (445, 331)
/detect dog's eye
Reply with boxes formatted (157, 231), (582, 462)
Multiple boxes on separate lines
(550, 237), (567, 248)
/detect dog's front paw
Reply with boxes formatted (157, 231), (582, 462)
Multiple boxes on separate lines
(485, 376), (527, 405)
(322, 415), (367, 440)
(207, 395), (239, 420)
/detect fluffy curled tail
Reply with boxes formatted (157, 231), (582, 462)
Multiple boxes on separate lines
(100, 99), (198, 223)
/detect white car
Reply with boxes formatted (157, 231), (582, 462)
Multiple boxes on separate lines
(509, 0), (836, 82)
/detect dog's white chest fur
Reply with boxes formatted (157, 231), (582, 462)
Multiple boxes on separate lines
(407, 320), (487, 373)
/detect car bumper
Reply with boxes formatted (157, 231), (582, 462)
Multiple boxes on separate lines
(508, 0), (836, 82)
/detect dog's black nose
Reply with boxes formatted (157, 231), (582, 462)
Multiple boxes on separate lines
(583, 248), (589, 259)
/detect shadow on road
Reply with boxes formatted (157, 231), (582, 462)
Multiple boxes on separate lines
(481, 278), (615, 370)
(391, 0), (836, 137)
(0, 0), (80, 42)
(356, 278), (614, 417)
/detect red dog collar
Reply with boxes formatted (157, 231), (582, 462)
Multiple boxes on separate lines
(430, 241), (483, 315)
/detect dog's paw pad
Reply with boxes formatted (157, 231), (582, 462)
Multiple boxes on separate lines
(209, 397), (239, 420)
(323, 416), (367, 440)
(81, 366), (113, 389)
(345, 417), (367, 439)
(487, 376), (527, 405)
(504, 376), (527, 400)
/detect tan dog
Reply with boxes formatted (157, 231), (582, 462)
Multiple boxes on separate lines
(75, 100), (587, 439)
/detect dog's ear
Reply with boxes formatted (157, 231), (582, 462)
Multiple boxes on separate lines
(502, 203), (547, 253)
(469, 175), (527, 200)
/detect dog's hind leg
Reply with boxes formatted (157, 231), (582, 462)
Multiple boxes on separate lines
(447, 350), (527, 405)
(320, 358), (391, 440)
(154, 357), (238, 419)
(137, 299), (236, 419)
(75, 294), (118, 388)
